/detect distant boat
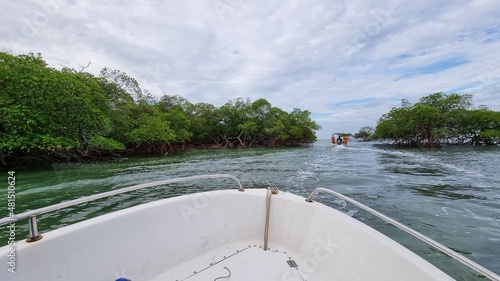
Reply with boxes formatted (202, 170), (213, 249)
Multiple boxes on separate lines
(1, 174), (498, 280)
(331, 142), (347, 147)
(332, 135), (348, 146)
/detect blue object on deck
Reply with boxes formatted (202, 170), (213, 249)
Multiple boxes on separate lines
(115, 278), (131, 281)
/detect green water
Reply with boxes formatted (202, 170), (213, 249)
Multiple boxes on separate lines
(1, 140), (499, 280)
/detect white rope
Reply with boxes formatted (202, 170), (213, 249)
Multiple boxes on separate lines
(213, 267), (231, 281)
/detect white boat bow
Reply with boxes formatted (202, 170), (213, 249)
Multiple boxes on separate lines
(1, 174), (498, 281)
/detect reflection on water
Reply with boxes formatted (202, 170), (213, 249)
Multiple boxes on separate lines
(0, 140), (499, 280)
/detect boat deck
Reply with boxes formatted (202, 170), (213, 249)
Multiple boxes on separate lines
(151, 242), (313, 281)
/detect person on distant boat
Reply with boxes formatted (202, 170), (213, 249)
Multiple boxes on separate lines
(331, 134), (336, 145)
(337, 136), (343, 145)
(343, 135), (348, 145)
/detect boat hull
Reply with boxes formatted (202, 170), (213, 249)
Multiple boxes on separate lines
(0, 189), (453, 281)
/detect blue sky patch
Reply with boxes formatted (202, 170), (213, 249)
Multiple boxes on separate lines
(329, 97), (376, 108)
(396, 56), (468, 80)
(482, 27), (500, 43)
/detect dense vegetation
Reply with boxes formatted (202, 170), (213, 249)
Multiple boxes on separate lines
(354, 126), (374, 141)
(0, 52), (321, 166)
(371, 92), (500, 147)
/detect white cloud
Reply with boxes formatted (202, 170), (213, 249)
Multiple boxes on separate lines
(1, 0), (499, 139)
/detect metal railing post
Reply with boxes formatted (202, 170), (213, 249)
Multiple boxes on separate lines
(27, 215), (43, 242)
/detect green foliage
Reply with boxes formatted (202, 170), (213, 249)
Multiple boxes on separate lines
(88, 136), (125, 151)
(126, 110), (175, 144)
(156, 95), (192, 112)
(354, 126), (374, 141)
(211, 98), (320, 147)
(0, 52), (111, 156)
(107, 103), (137, 144)
(288, 108), (321, 143)
(188, 102), (219, 144)
(99, 67), (142, 103)
(1, 51), (322, 165)
(263, 107), (290, 145)
(373, 92), (500, 146)
(164, 108), (192, 143)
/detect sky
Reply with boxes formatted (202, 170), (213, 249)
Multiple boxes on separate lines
(1, 0), (500, 139)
